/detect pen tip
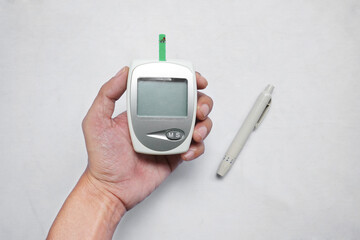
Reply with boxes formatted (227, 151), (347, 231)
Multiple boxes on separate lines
(217, 161), (231, 177)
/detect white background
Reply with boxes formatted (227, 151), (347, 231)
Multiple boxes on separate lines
(1, 0), (360, 239)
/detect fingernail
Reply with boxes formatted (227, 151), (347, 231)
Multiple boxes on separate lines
(183, 149), (195, 160)
(196, 126), (207, 140)
(196, 71), (201, 76)
(200, 104), (210, 117)
(115, 67), (126, 77)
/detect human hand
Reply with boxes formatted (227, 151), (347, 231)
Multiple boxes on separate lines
(82, 66), (213, 211)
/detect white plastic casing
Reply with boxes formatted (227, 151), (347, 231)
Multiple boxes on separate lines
(126, 59), (197, 155)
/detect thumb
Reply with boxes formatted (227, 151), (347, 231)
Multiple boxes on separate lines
(86, 66), (129, 121)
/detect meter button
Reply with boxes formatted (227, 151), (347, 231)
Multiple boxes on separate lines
(166, 129), (184, 140)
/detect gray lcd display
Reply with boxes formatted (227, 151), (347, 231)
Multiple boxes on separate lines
(137, 78), (188, 117)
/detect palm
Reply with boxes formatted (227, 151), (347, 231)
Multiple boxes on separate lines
(85, 111), (180, 209)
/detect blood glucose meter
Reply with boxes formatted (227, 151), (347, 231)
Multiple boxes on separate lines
(127, 35), (197, 155)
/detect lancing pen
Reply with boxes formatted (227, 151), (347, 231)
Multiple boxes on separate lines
(217, 85), (274, 177)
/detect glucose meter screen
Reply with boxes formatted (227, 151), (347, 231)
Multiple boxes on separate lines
(137, 78), (188, 117)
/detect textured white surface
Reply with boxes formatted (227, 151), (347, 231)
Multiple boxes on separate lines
(1, 0), (360, 239)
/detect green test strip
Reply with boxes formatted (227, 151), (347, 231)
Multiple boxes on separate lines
(159, 34), (166, 61)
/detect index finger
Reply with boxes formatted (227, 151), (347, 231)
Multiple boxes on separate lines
(196, 72), (208, 90)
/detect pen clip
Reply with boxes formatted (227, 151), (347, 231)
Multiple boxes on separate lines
(254, 98), (271, 130)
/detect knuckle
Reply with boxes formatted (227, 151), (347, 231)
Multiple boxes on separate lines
(81, 117), (88, 131)
(99, 85), (107, 96)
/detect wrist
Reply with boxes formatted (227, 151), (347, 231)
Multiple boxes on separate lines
(82, 169), (127, 222)
(47, 170), (126, 239)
